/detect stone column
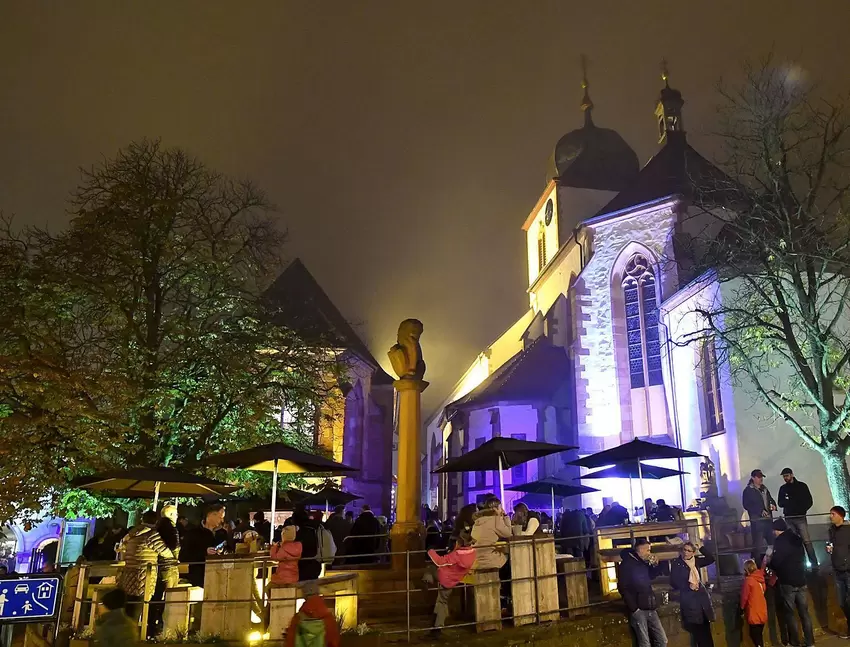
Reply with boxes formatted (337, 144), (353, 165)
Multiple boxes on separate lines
(390, 377), (427, 567)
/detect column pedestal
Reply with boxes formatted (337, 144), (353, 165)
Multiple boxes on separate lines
(391, 378), (427, 569)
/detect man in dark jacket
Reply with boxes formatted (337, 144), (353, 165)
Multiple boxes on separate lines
(559, 509), (590, 559)
(347, 505), (382, 565)
(252, 511), (272, 544)
(325, 506), (352, 560)
(654, 499), (676, 523)
(618, 539), (668, 647)
(770, 519), (814, 647)
(180, 504), (226, 587)
(828, 506), (850, 637)
(778, 468), (817, 569)
(742, 469), (777, 559)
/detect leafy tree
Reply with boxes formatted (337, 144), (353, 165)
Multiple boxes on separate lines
(681, 60), (850, 508)
(0, 140), (342, 521)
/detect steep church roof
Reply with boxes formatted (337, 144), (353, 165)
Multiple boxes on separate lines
(445, 337), (570, 417)
(593, 133), (732, 217)
(546, 74), (640, 191)
(263, 259), (392, 383)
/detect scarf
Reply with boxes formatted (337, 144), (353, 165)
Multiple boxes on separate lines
(684, 556), (701, 591)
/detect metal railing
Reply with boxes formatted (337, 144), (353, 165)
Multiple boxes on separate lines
(49, 509), (842, 644)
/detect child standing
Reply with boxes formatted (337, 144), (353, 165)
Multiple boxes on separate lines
(741, 559), (768, 647)
(271, 525), (303, 585)
(284, 582), (340, 647)
(424, 533), (477, 635)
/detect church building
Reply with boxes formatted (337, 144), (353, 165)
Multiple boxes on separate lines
(264, 259), (397, 515)
(425, 72), (838, 520)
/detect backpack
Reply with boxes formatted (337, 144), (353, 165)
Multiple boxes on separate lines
(317, 526), (337, 564)
(294, 615), (326, 647)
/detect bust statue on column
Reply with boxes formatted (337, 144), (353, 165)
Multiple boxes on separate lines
(388, 319), (427, 568)
(388, 319), (427, 383)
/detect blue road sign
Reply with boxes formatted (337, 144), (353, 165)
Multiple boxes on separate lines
(0, 575), (62, 624)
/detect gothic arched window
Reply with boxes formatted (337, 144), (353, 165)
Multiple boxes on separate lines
(622, 254), (663, 389)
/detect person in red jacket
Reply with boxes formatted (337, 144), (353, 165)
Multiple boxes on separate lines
(284, 583), (340, 647)
(424, 532), (476, 634)
(741, 559), (768, 647)
(271, 525), (303, 585)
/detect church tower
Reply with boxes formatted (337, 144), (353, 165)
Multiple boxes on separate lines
(524, 60), (639, 288)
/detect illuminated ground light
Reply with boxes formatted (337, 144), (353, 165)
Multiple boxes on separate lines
(248, 630), (271, 643)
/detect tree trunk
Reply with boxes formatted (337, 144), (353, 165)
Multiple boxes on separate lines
(821, 447), (850, 512)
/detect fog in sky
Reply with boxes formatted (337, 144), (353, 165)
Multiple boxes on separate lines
(2, 1), (849, 413)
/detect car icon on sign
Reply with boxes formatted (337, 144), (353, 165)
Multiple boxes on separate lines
(14, 584), (29, 595)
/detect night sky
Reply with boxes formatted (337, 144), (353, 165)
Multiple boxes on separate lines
(2, 2), (849, 413)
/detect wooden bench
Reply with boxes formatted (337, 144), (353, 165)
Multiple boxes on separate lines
(267, 573), (359, 640)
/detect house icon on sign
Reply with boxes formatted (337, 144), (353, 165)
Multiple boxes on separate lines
(36, 583), (53, 600)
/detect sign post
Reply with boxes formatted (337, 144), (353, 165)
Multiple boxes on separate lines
(0, 575), (62, 625)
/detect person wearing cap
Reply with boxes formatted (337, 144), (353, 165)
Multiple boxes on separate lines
(828, 506), (850, 637)
(769, 518), (814, 647)
(777, 468), (817, 569)
(743, 469), (777, 560)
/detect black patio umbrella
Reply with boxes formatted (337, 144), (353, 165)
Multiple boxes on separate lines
(299, 484), (362, 514)
(507, 477), (599, 519)
(432, 437), (577, 503)
(576, 462), (688, 517)
(199, 442), (357, 527)
(72, 467), (238, 510)
(568, 438), (701, 511)
(577, 463), (687, 480)
(567, 438), (702, 469)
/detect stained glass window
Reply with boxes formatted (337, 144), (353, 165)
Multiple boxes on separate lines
(622, 254), (664, 389)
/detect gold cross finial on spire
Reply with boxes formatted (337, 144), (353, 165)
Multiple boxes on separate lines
(580, 54), (589, 90)
(660, 58), (670, 86)
(580, 54), (593, 118)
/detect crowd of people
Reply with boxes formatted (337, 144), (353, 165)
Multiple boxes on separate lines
(75, 501), (389, 640)
(14, 463), (850, 645)
(616, 464), (850, 647)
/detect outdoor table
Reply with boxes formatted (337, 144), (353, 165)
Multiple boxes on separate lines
(595, 519), (701, 595)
